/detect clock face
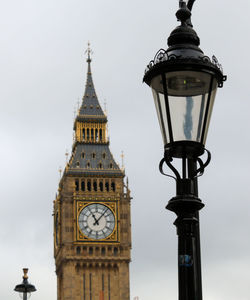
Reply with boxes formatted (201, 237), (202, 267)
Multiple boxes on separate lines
(78, 203), (115, 240)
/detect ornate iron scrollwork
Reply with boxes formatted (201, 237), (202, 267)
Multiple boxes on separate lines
(159, 148), (211, 181)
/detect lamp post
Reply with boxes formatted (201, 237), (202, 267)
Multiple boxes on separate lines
(143, 1), (226, 299)
(14, 268), (36, 300)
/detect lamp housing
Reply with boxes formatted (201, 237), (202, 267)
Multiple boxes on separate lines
(143, 1), (226, 158)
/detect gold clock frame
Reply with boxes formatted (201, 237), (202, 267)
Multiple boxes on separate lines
(75, 199), (119, 243)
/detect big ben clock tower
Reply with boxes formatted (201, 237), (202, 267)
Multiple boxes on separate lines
(54, 47), (131, 300)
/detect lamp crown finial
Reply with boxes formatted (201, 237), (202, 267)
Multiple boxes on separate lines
(23, 268), (28, 279)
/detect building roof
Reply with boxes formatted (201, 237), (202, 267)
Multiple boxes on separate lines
(67, 143), (123, 176)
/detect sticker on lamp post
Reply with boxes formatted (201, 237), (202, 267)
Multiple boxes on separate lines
(179, 255), (193, 267)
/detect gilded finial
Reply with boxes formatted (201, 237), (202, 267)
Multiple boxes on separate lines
(121, 151), (125, 170)
(85, 41), (93, 63)
(59, 166), (62, 179)
(77, 97), (80, 113)
(65, 149), (69, 164)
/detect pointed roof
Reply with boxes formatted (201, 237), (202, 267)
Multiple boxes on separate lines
(76, 46), (106, 123)
(67, 144), (123, 176)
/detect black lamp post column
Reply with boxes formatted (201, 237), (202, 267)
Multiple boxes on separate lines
(163, 155), (207, 300)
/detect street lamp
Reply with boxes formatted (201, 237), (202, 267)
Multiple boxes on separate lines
(143, 1), (226, 299)
(14, 268), (36, 300)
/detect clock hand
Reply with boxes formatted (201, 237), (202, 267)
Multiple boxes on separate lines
(88, 208), (99, 225)
(93, 208), (109, 225)
(92, 213), (99, 225)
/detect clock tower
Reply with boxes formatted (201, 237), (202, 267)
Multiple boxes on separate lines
(54, 48), (131, 300)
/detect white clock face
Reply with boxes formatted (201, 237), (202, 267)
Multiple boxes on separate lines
(78, 203), (115, 240)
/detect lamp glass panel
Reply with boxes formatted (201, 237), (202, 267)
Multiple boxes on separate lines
(152, 87), (169, 145)
(150, 71), (218, 145)
(202, 87), (217, 144)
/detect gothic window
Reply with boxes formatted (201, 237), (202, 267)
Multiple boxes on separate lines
(93, 181), (97, 192)
(82, 129), (85, 141)
(76, 246), (81, 254)
(87, 180), (91, 191)
(102, 153), (106, 159)
(95, 129), (98, 141)
(91, 128), (94, 140)
(89, 247), (93, 255)
(99, 180), (103, 192)
(81, 180), (85, 191)
(111, 181), (115, 192)
(105, 181), (109, 192)
(109, 163), (113, 168)
(98, 163), (103, 169)
(87, 128), (90, 140)
(92, 153), (96, 159)
(75, 179), (79, 191)
(114, 247), (118, 256)
(101, 247), (106, 256)
(81, 152), (85, 159)
(76, 161), (80, 167)
(99, 129), (102, 141)
(86, 162), (90, 169)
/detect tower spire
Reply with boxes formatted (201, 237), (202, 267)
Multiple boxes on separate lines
(76, 44), (106, 119)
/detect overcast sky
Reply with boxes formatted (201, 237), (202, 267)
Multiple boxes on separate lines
(0, 0), (250, 299)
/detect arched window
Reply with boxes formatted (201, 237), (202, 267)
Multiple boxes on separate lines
(76, 161), (80, 167)
(92, 153), (96, 159)
(99, 163), (103, 169)
(102, 153), (106, 159)
(81, 180), (85, 191)
(82, 129), (85, 141)
(109, 163), (113, 168)
(93, 181), (97, 192)
(76, 246), (81, 254)
(81, 152), (85, 159)
(101, 247), (106, 256)
(114, 247), (118, 256)
(87, 128), (90, 140)
(91, 128), (94, 140)
(95, 129), (98, 141)
(86, 162), (90, 169)
(87, 180), (91, 191)
(99, 181), (103, 192)
(99, 129), (102, 141)
(75, 179), (79, 191)
(89, 247), (93, 255)
(111, 181), (115, 192)
(105, 181), (109, 192)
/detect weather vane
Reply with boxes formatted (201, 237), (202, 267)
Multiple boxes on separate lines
(85, 41), (93, 62)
